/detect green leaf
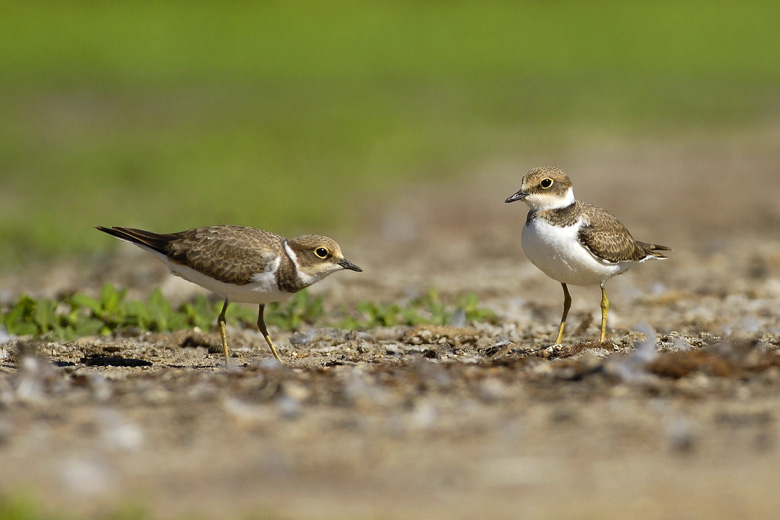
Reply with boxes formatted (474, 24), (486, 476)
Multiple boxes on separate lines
(181, 295), (216, 330)
(69, 293), (102, 314)
(123, 300), (151, 330)
(72, 318), (105, 337)
(100, 283), (127, 315)
(34, 299), (57, 333)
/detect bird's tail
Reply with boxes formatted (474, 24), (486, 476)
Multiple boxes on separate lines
(638, 241), (671, 259)
(96, 226), (176, 256)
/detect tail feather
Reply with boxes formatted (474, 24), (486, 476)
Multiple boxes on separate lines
(638, 241), (671, 259)
(96, 226), (177, 256)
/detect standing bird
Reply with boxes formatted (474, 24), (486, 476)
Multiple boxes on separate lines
(505, 167), (669, 344)
(97, 225), (362, 366)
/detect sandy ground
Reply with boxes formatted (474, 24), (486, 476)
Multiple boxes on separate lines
(2, 131), (780, 519)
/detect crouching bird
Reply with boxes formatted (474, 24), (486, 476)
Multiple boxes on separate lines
(97, 225), (362, 366)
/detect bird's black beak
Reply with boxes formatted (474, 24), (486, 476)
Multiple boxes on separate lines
(339, 259), (363, 272)
(505, 190), (528, 203)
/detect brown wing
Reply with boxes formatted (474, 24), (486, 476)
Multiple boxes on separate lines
(576, 203), (661, 263)
(98, 225), (284, 285)
(165, 226), (285, 285)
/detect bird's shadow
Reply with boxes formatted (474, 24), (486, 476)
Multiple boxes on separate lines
(79, 354), (153, 367)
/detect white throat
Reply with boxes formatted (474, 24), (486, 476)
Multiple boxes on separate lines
(524, 186), (575, 211)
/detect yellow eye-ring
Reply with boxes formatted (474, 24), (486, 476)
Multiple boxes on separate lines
(314, 247), (329, 259)
(540, 178), (554, 189)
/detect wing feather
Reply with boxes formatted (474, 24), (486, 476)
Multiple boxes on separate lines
(576, 203), (668, 263)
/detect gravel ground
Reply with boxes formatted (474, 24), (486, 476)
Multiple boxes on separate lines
(2, 134), (780, 519)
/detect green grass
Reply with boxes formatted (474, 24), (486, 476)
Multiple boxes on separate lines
(1, 2), (779, 264)
(1, 284), (497, 341)
(341, 289), (498, 329)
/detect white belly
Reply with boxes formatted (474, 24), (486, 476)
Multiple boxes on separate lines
(158, 253), (293, 304)
(521, 218), (628, 286)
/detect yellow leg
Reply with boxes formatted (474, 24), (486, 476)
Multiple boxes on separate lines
(555, 283), (571, 345)
(217, 299), (231, 367)
(257, 304), (284, 363)
(599, 284), (609, 343)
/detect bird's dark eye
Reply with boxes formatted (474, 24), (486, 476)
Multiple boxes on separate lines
(314, 247), (329, 259)
(540, 178), (554, 189)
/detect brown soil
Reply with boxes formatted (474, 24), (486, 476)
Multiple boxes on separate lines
(2, 132), (780, 519)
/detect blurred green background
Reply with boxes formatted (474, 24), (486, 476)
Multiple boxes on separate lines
(1, 1), (779, 265)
